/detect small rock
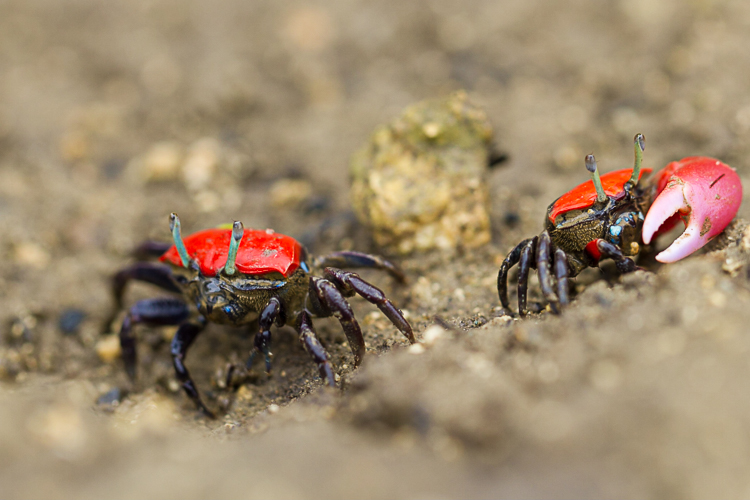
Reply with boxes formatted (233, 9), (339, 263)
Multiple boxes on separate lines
(59, 309), (86, 336)
(350, 91), (495, 254)
(408, 343), (425, 355)
(235, 385), (254, 402)
(95, 335), (121, 363)
(14, 242), (51, 270)
(421, 325), (446, 345)
(97, 387), (125, 407)
(269, 178), (313, 208)
(141, 141), (183, 182)
(182, 138), (221, 191)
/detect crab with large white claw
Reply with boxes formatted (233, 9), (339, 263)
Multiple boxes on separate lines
(642, 156), (743, 263)
(497, 133), (744, 317)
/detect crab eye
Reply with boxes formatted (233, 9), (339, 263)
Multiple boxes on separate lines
(223, 305), (233, 315)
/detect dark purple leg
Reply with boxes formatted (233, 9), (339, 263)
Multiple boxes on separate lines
(133, 240), (172, 260)
(111, 262), (182, 310)
(119, 297), (190, 380)
(308, 277), (366, 366)
(517, 237), (538, 317)
(497, 238), (533, 310)
(536, 231), (559, 314)
(596, 239), (637, 274)
(246, 297), (285, 373)
(170, 319), (212, 417)
(297, 311), (335, 386)
(554, 248), (570, 306)
(314, 251), (406, 282)
(322, 267), (414, 343)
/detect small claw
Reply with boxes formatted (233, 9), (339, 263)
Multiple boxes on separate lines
(642, 157), (742, 263)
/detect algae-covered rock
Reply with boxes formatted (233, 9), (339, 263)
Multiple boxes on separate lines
(350, 91), (494, 254)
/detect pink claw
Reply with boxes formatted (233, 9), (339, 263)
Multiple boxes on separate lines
(642, 156), (742, 263)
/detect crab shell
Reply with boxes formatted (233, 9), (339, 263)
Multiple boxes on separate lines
(160, 228), (303, 277)
(548, 167), (652, 223)
(642, 156), (742, 263)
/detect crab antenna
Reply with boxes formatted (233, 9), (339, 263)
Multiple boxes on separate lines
(169, 213), (190, 268)
(223, 220), (244, 276)
(585, 154), (607, 203)
(628, 133), (646, 186)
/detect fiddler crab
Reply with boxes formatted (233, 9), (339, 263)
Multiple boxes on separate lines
(498, 133), (743, 316)
(110, 214), (414, 417)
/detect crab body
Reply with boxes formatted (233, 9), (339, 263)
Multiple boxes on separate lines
(546, 167), (653, 276)
(161, 228), (309, 325)
(110, 216), (414, 417)
(498, 135), (742, 316)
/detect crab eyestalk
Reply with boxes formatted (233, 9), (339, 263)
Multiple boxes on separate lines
(223, 221), (244, 276)
(585, 154), (607, 204)
(169, 213), (191, 268)
(627, 133), (646, 187)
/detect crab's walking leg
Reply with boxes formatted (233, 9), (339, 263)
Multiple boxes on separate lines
(297, 311), (335, 386)
(315, 251), (406, 282)
(170, 319), (213, 418)
(323, 267), (415, 344)
(309, 277), (366, 366)
(118, 297), (190, 380)
(554, 249), (570, 305)
(517, 236), (538, 317)
(105, 263), (182, 331)
(536, 231), (559, 314)
(112, 263), (182, 308)
(497, 238), (533, 310)
(133, 240), (173, 260)
(247, 298), (285, 373)
(595, 240), (637, 274)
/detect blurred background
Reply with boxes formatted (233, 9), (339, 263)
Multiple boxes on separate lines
(2, 0), (750, 498)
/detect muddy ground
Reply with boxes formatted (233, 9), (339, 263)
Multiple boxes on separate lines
(2, 0), (750, 498)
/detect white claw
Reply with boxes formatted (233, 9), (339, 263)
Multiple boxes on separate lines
(642, 157), (742, 264)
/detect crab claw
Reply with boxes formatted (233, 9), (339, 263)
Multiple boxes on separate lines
(642, 157), (742, 263)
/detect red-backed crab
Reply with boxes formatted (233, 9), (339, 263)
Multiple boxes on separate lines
(109, 214), (414, 416)
(498, 134), (743, 316)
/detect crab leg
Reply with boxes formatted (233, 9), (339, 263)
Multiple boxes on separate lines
(642, 157), (742, 263)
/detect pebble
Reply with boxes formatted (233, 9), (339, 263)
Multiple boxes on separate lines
(408, 343), (426, 355)
(421, 325), (446, 345)
(96, 387), (124, 407)
(182, 138), (221, 191)
(741, 225), (750, 251)
(269, 178), (313, 208)
(14, 242), (51, 270)
(350, 91), (494, 254)
(480, 315), (513, 329)
(235, 385), (254, 403)
(141, 141), (183, 182)
(95, 335), (121, 363)
(59, 309), (86, 335)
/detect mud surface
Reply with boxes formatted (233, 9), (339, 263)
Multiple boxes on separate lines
(3, 0), (750, 498)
